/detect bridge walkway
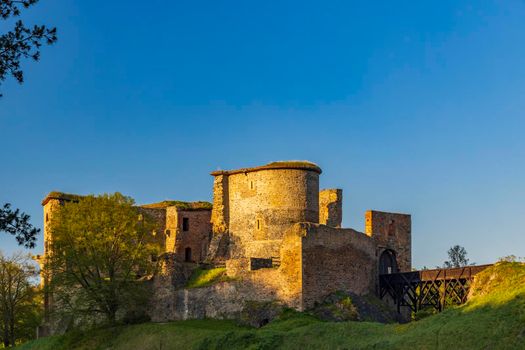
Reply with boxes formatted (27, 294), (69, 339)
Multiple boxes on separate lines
(379, 264), (492, 313)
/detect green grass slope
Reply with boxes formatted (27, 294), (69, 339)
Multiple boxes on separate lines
(17, 262), (525, 350)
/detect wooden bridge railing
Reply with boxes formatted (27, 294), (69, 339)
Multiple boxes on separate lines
(379, 264), (492, 313)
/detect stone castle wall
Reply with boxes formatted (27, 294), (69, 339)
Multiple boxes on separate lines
(319, 189), (343, 228)
(38, 161), (413, 328)
(212, 167), (320, 259)
(43, 199), (61, 256)
(365, 210), (412, 272)
(299, 223), (377, 309)
(151, 221), (382, 320)
(211, 174), (229, 234)
(172, 209), (211, 262)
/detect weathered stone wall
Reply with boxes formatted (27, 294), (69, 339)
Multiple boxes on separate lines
(213, 167), (320, 259)
(151, 252), (304, 322)
(173, 209), (211, 262)
(211, 174), (229, 234)
(165, 206), (179, 252)
(278, 223), (305, 309)
(150, 279), (283, 322)
(365, 210), (412, 272)
(42, 199), (61, 257)
(38, 161), (415, 326)
(319, 189), (343, 228)
(151, 221), (382, 320)
(39, 199), (62, 326)
(298, 223), (377, 309)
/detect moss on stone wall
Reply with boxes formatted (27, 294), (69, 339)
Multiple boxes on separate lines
(142, 200), (212, 210)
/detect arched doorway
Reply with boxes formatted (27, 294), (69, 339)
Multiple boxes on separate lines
(185, 247), (192, 262)
(379, 249), (398, 274)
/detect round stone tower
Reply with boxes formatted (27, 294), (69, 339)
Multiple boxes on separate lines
(211, 161), (321, 258)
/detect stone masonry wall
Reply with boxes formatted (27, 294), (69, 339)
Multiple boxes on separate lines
(365, 210), (412, 272)
(211, 174), (229, 234)
(319, 189), (343, 228)
(165, 206), (179, 252)
(222, 168), (320, 259)
(299, 223), (377, 309)
(42, 199), (61, 256)
(151, 245), (303, 321)
(173, 210), (211, 263)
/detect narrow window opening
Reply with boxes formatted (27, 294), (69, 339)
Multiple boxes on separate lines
(45, 213), (49, 222)
(182, 217), (189, 231)
(257, 219), (260, 230)
(165, 229), (171, 237)
(250, 181), (254, 190)
(388, 219), (395, 236)
(185, 247), (192, 262)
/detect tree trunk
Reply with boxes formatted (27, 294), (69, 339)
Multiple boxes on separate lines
(9, 317), (15, 348)
(2, 329), (9, 348)
(2, 315), (10, 347)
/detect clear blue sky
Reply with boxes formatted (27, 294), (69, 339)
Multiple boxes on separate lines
(1, 1), (524, 268)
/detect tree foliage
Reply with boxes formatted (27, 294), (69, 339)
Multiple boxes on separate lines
(443, 245), (469, 268)
(0, 251), (41, 347)
(46, 193), (160, 324)
(0, 0), (57, 96)
(0, 203), (40, 248)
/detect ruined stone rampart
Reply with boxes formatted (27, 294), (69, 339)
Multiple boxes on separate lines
(38, 160), (413, 329)
(298, 223), (376, 308)
(365, 210), (412, 272)
(319, 189), (343, 228)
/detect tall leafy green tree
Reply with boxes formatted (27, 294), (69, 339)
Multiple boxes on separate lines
(46, 193), (160, 324)
(0, 203), (40, 248)
(0, 0), (57, 96)
(0, 252), (41, 348)
(443, 245), (470, 268)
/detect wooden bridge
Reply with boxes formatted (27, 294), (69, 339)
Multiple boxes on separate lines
(379, 264), (492, 313)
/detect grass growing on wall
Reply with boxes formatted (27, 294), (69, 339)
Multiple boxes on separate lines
(17, 262), (525, 350)
(186, 267), (232, 288)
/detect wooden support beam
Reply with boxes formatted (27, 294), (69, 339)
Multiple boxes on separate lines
(378, 264), (492, 314)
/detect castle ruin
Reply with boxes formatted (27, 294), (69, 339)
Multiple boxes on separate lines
(38, 161), (411, 323)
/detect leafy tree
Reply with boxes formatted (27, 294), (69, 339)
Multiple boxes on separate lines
(0, 0), (57, 96)
(0, 203), (40, 248)
(46, 193), (160, 324)
(0, 251), (42, 347)
(443, 245), (469, 268)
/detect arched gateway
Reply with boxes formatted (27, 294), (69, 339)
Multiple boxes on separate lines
(379, 249), (398, 275)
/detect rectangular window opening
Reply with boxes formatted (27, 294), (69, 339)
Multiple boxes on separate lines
(182, 217), (189, 231)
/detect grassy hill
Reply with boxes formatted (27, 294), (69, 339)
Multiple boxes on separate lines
(17, 262), (525, 350)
